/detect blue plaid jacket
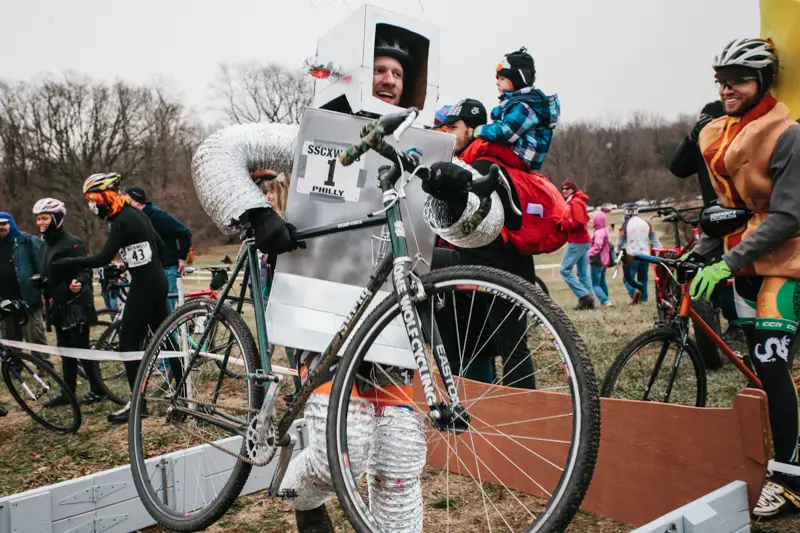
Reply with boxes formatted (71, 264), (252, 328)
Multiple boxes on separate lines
(474, 87), (560, 170)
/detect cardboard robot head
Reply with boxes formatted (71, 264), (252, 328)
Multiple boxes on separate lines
(309, 4), (440, 127)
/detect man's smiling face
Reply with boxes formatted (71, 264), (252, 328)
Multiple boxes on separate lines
(373, 56), (404, 106)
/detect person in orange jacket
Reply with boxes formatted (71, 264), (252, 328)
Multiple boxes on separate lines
(559, 178), (595, 309)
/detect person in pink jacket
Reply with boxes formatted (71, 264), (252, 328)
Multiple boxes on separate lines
(588, 209), (612, 308)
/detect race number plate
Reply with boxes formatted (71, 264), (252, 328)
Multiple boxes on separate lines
(296, 141), (366, 202)
(121, 242), (152, 268)
(267, 107), (455, 364)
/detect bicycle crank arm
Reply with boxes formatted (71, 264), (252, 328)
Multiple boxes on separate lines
(255, 377), (281, 446)
(268, 432), (297, 498)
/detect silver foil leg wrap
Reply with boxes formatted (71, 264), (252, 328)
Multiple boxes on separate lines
(368, 406), (427, 533)
(191, 121), (299, 235)
(279, 392), (374, 511)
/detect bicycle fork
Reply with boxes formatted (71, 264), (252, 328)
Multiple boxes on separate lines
(393, 258), (466, 429)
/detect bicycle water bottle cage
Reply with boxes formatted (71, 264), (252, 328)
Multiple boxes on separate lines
(699, 202), (751, 238)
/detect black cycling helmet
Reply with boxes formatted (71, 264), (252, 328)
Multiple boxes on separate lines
(375, 37), (413, 70)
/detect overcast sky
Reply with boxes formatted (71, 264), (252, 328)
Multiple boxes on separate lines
(0, 0), (760, 125)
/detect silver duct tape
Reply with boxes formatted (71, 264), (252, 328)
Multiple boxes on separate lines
(191, 122), (299, 235)
(423, 191), (504, 249)
(278, 392), (374, 511)
(368, 406), (426, 533)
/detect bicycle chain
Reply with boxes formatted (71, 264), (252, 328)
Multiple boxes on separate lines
(146, 396), (279, 467)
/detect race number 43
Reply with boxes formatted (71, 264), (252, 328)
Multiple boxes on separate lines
(297, 141), (365, 202)
(121, 242), (153, 268)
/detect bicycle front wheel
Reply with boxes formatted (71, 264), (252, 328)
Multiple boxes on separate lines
(601, 326), (707, 407)
(328, 265), (600, 533)
(128, 298), (263, 532)
(2, 351), (82, 433)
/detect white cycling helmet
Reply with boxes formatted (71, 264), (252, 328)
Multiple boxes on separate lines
(713, 38), (778, 72)
(33, 198), (67, 228)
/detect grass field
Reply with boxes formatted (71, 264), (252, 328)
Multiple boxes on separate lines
(2, 213), (799, 532)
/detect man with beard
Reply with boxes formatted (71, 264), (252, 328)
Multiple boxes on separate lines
(426, 98), (541, 387)
(689, 37), (800, 518)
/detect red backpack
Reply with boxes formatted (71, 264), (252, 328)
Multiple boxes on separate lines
(459, 141), (571, 255)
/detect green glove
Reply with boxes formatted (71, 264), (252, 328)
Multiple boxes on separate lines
(690, 260), (732, 301)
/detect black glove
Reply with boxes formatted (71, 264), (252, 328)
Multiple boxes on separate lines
(247, 207), (306, 255)
(679, 250), (707, 266)
(689, 113), (714, 141)
(422, 162), (472, 210)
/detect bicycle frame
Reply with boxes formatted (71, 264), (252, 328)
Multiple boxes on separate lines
(629, 252), (800, 395)
(170, 173), (461, 442)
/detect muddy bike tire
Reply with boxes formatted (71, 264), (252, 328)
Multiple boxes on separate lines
(601, 326), (707, 407)
(2, 350), (82, 433)
(327, 265), (601, 533)
(128, 298), (262, 532)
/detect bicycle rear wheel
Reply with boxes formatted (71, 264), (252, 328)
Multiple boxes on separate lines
(2, 351), (82, 433)
(327, 266), (600, 533)
(128, 298), (263, 532)
(601, 326), (707, 407)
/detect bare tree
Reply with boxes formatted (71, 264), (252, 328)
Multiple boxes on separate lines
(213, 61), (313, 125)
(0, 73), (204, 248)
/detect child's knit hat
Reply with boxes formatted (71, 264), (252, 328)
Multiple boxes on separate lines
(496, 46), (535, 91)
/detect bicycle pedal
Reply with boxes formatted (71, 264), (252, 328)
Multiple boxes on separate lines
(249, 370), (279, 383)
(277, 489), (297, 500)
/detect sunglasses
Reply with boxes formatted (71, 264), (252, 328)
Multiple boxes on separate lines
(715, 76), (757, 90)
(561, 187), (572, 191)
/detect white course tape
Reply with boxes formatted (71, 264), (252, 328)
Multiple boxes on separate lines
(0, 339), (297, 376)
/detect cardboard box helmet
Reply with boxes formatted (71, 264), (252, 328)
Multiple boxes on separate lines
(311, 4), (440, 127)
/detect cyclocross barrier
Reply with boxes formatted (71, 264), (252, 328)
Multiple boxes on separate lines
(0, 420), (308, 533)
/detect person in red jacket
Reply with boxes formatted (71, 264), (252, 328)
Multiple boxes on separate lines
(559, 178), (595, 309)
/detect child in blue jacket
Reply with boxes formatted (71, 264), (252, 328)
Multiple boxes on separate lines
(473, 46), (560, 171)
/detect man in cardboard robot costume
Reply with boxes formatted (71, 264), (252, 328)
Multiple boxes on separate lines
(192, 9), (509, 533)
(274, 27), (429, 533)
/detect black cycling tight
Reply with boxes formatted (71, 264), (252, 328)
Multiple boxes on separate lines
(56, 325), (104, 395)
(119, 287), (169, 390)
(734, 275), (800, 470)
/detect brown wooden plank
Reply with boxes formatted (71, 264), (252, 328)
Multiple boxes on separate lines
(415, 380), (770, 526)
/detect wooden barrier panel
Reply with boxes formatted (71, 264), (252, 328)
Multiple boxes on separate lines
(416, 380), (770, 527)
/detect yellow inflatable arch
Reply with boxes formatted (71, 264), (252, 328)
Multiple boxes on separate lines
(761, 0), (800, 118)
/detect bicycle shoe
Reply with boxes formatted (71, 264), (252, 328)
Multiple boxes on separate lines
(753, 479), (800, 518)
(0, 405), (7, 417)
(80, 391), (107, 405)
(44, 394), (72, 408)
(107, 401), (149, 424)
(295, 505), (334, 533)
(721, 325), (747, 344)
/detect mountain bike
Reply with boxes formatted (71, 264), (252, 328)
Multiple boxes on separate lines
(632, 205), (724, 369)
(0, 300), (81, 433)
(127, 108), (600, 533)
(601, 252), (800, 406)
